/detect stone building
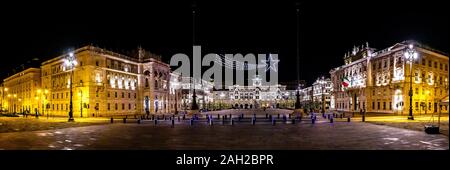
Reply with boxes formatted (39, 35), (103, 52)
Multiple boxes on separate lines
(2, 68), (41, 114)
(3, 45), (182, 117)
(330, 41), (449, 115)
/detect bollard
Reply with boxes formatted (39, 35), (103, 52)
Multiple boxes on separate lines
(362, 115), (365, 122)
(123, 118), (127, 123)
(225, 115), (227, 119)
(231, 118), (234, 125)
(252, 118), (255, 125)
(241, 113), (244, 119)
(137, 119), (141, 124)
(110, 117), (113, 123)
(266, 114), (268, 119)
(217, 114), (220, 119)
(183, 115), (185, 120)
(269, 115), (272, 119)
(330, 117), (333, 123)
(272, 118), (276, 126)
(312, 118), (315, 124)
(154, 119), (158, 125)
(347, 117), (351, 122)
(190, 119), (193, 126)
(292, 118), (296, 124)
(222, 116), (225, 125)
(340, 114), (343, 119)
(171, 119), (175, 127)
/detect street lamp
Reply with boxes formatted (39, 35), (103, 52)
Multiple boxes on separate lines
(404, 44), (418, 120)
(64, 52), (77, 122)
(219, 92), (225, 110)
(318, 77), (326, 114)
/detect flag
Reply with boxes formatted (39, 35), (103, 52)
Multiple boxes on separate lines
(342, 77), (350, 87)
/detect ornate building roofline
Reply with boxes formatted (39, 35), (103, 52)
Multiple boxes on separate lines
(3, 67), (41, 82)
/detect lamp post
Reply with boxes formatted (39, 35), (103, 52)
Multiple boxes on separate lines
(64, 52), (77, 122)
(318, 77), (326, 114)
(220, 92), (225, 110)
(404, 44), (418, 120)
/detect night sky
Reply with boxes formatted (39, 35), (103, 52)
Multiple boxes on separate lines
(1, 0), (448, 86)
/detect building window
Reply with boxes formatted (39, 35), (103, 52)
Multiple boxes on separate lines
(389, 102), (392, 110)
(108, 103), (110, 110)
(128, 93), (131, 98)
(96, 61), (99, 66)
(115, 103), (118, 110)
(122, 92), (124, 98)
(122, 103), (125, 110)
(428, 60), (432, 67)
(128, 103), (131, 110)
(377, 102), (380, 110)
(108, 92), (110, 98)
(415, 102), (419, 110)
(422, 59), (426, 66)
(440, 63), (443, 70)
(415, 88), (418, 95)
(383, 102), (386, 110)
(134, 93), (136, 98)
(445, 64), (448, 71)
(115, 92), (117, 98)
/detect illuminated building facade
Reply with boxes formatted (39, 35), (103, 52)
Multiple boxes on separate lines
(311, 77), (332, 111)
(2, 68), (42, 114)
(226, 75), (287, 109)
(1, 45), (183, 117)
(330, 41), (449, 114)
(179, 77), (214, 111)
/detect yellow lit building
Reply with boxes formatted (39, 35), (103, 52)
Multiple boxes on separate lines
(2, 68), (42, 114)
(2, 45), (183, 117)
(330, 41), (449, 115)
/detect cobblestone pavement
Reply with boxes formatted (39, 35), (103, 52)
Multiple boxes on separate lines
(0, 109), (447, 150)
(0, 117), (110, 133)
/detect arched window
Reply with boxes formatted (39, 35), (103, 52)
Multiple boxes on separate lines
(145, 78), (149, 88)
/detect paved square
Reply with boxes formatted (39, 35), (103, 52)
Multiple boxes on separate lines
(0, 109), (447, 150)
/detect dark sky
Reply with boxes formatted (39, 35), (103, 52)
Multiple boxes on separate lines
(1, 0), (448, 86)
